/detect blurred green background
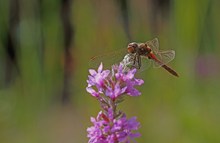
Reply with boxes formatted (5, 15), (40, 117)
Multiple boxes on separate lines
(0, 0), (220, 142)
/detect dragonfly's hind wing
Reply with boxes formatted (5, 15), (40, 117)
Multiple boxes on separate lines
(89, 49), (127, 69)
(145, 38), (159, 54)
(138, 56), (152, 72)
(153, 50), (175, 68)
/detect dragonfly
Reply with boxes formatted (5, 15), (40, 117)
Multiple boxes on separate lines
(90, 38), (179, 77)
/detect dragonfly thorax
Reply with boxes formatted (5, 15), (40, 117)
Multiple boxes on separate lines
(137, 43), (151, 56)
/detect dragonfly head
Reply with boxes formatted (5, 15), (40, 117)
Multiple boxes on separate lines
(127, 42), (138, 54)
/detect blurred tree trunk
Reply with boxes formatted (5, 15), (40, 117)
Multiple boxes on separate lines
(3, 0), (20, 87)
(60, 0), (74, 104)
(116, 0), (131, 41)
(149, 0), (171, 34)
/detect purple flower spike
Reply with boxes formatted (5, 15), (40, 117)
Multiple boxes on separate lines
(86, 62), (143, 142)
(87, 108), (141, 143)
(86, 63), (144, 99)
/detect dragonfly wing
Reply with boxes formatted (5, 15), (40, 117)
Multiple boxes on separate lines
(145, 38), (159, 54)
(89, 49), (127, 69)
(138, 56), (152, 72)
(153, 50), (175, 68)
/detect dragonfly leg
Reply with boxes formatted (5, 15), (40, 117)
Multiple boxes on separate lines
(132, 53), (137, 66)
(132, 53), (141, 69)
(137, 55), (141, 69)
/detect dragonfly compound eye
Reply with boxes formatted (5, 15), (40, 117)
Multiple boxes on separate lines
(127, 46), (135, 53)
(127, 42), (138, 53)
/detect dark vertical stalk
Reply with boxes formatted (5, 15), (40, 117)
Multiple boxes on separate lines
(60, 0), (74, 104)
(4, 0), (20, 86)
(37, 0), (45, 74)
(116, 0), (131, 41)
(149, 0), (171, 34)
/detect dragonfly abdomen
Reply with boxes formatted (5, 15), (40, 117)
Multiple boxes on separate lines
(162, 65), (179, 77)
(150, 53), (179, 77)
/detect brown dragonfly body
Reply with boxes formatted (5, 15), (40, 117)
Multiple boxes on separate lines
(127, 38), (179, 77)
(90, 38), (179, 77)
